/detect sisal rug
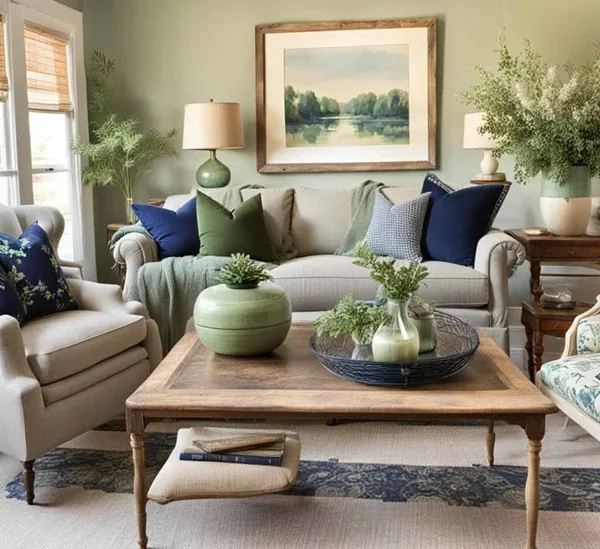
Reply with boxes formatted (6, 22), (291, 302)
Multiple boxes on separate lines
(1, 414), (600, 549)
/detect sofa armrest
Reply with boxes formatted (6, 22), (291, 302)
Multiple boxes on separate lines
(474, 230), (526, 328)
(112, 233), (159, 300)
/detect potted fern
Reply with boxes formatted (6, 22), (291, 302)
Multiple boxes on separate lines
(353, 242), (429, 362)
(459, 38), (600, 235)
(314, 296), (387, 360)
(193, 254), (291, 356)
(72, 52), (177, 224)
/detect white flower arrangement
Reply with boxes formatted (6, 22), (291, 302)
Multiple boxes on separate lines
(459, 38), (600, 185)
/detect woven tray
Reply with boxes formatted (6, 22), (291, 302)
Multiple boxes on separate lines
(310, 310), (479, 387)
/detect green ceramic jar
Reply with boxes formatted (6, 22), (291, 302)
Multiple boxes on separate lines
(193, 281), (291, 356)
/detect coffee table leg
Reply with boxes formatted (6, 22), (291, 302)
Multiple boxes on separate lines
(130, 433), (148, 549)
(486, 420), (495, 466)
(525, 417), (545, 549)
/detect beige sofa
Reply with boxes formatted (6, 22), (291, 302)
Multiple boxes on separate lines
(114, 186), (525, 351)
(0, 204), (162, 504)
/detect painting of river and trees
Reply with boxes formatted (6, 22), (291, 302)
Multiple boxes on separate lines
(284, 45), (410, 147)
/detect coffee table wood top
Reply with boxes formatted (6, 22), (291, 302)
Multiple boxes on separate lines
(127, 324), (556, 420)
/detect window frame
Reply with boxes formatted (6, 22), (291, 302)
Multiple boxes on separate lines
(6, 0), (96, 278)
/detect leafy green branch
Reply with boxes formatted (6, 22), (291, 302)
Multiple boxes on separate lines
(352, 241), (429, 302)
(314, 295), (387, 344)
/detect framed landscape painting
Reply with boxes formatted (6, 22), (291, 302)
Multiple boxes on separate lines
(256, 18), (437, 173)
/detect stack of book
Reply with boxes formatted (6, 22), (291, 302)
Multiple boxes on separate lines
(179, 432), (287, 466)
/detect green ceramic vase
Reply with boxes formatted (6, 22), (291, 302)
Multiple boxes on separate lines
(193, 282), (291, 356)
(540, 166), (591, 236)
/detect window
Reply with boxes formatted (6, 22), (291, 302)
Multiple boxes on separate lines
(0, 12), (18, 206)
(0, 0), (96, 278)
(25, 22), (75, 259)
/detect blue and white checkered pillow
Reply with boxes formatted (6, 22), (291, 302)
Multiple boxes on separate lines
(365, 191), (431, 262)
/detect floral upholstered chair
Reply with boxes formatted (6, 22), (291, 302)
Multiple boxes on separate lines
(537, 297), (600, 441)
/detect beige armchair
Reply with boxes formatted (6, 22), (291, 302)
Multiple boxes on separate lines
(0, 204), (162, 504)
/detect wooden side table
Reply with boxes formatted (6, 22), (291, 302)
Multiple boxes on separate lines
(506, 229), (600, 379)
(520, 302), (591, 381)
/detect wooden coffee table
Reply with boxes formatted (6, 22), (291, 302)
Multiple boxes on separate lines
(126, 324), (557, 549)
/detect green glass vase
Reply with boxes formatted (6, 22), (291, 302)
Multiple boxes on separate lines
(371, 299), (420, 362)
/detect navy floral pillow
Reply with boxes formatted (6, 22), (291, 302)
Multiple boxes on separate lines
(0, 223), (78, 321)
(0, 265), (25, 323)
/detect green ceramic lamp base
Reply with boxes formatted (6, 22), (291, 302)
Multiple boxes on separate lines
(196, 150), (231, 189)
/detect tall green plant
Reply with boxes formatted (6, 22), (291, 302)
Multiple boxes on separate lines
(72, 52), (177, 220)
(459, 38), (600, 185)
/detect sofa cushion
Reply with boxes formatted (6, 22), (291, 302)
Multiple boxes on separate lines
(270, 255), (489, 312)
(365, 191), (430, 262)
(241, 188), (296, 261)
(0, 223), (78, 321)
(421, 174), (508, 267)
(197, 192), (276, 261)
(132, 197), (198, 259)
(41, 346), (148, 405)
(291, 188), (352, 256)
(22, 310), (147, 384)
(541, 354), (600, 422)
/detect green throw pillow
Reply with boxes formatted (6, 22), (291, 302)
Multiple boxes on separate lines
(196, 191), (276, 261)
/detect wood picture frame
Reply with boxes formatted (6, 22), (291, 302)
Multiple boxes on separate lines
(256, 18), (437, 174)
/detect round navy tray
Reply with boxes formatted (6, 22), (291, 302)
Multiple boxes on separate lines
(310, 310), (479, 387)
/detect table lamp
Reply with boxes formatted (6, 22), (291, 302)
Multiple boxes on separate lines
(182, 100), (244, 188)
(463, 112), (505, 182)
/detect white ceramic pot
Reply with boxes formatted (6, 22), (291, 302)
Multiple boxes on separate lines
(540, 166), (591, 236)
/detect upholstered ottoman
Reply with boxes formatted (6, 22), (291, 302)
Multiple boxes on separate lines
(148, 427), (301, 504)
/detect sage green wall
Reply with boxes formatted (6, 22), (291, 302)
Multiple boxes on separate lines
(56, 0), (82, 11)
(82, 0), (600, 297)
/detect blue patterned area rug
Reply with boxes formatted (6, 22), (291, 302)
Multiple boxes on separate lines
(4, 431), (600, 512)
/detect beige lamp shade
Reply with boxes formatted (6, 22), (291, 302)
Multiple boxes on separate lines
(463, 112), (498, 150)
(182, 102), (244, 150)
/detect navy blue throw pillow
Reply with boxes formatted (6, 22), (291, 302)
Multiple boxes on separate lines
(0, 265), (25, 323)
(131, 198), (199, 259)
(421, 174), (508, 267)
(0, 223), (78, 321)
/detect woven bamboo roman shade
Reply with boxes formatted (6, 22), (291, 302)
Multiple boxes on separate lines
(24, 22), (72, 112)
(0, 16), (8, 102)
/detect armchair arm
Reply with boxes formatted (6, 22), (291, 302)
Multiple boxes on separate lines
(0, 315), (44, 460)
(474, 230), (526, 328)
(112, 233), (159, 300)
(0, 315), (35, 381)
(561, 296), (600, 359)
(67, 278), (148, 317)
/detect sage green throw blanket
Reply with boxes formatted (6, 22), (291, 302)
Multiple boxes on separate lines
(335, 180), (386, 255)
